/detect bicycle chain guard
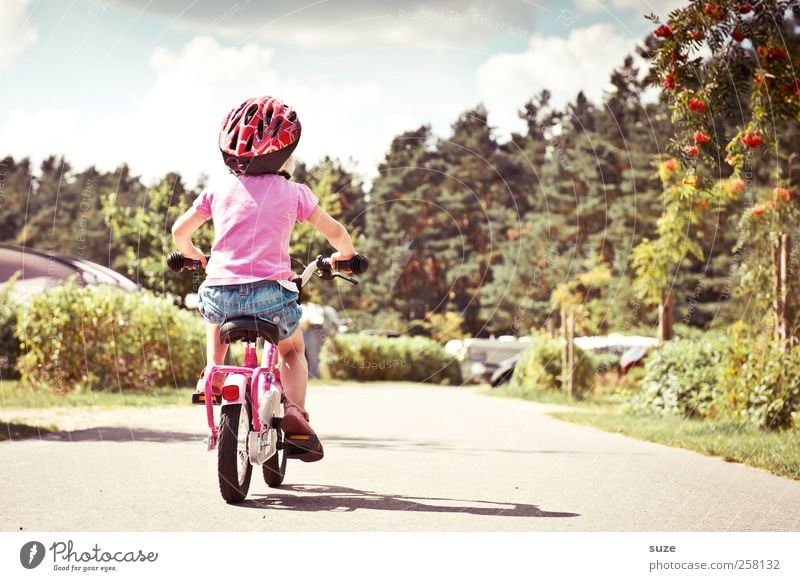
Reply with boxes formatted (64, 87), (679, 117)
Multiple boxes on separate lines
(248, 390), (280, 465)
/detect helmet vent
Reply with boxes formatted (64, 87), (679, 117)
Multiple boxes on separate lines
(257, 119), (264, 140)
(288, 110), (297, 122)
(244, 104), (259, 125)
(272, 119), (283, 137)
(229, 129), (239, 151)
(245, 133), (255, 152)
(265, 107), (274, 125)
(228, 103), (247, 130)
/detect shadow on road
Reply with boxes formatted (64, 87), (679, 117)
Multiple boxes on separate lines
(1, 422), (53, 442)
(242, 484), (579, 518)
(323, 434), (647, 457)
(36, 426), (203, 443)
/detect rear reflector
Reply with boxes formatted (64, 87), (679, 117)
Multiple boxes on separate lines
(221, 385), (239, 400)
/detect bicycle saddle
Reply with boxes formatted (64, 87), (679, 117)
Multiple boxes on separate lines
(219, 316), (280, 345)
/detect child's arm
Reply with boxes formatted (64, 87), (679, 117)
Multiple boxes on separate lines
(306, 206), (356, 267)
(171, 208), (209, 268)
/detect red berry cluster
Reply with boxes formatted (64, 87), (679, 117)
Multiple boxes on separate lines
(694, 130), (712, 144)
(654, 24), (673, 38)
(688, 98), (707, 112)
(740, 133), (763, 148)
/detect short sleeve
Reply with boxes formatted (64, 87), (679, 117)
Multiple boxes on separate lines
(295, 183), (319, 223)
(193, 189), (213, 220)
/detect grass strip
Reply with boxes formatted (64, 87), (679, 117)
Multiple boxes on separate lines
(0, 380), (194, 409)
(552, 408), (800, 480)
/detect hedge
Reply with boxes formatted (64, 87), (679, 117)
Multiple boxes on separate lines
(632, 332), (800, 431)
(319, 334), (462, 384)
(16, 283), (204, 392)
(631, 336), (727, 419)
(0, 275), (20, 379)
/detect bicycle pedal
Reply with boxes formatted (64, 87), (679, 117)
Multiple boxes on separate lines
(284, 434), (322, 457)
(192, 392), (222, 406)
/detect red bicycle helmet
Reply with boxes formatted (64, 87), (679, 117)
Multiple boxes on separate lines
(218, 96), (301, 175)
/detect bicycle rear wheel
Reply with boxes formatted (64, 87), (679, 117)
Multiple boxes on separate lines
(262, 427), (287, 487)
(218, 403), (253, 503)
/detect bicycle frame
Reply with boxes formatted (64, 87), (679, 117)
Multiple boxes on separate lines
(200, 259), (324, 451)
(201, 340), (282, 451)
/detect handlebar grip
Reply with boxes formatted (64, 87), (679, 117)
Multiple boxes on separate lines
(166, 252), (206, 272)
(325, 253), (369, 275)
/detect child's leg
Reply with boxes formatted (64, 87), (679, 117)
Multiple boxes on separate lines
(278, 327), (323, 461)
(206, 323), (229, 366)
(277, 327), (308, 409)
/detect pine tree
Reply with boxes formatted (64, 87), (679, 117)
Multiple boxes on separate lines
(0, 156), (36, 244)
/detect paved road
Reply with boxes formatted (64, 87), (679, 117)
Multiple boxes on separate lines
(2, 384), (799, 531)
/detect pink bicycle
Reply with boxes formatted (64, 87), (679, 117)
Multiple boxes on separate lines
(167, 252), (368, 503)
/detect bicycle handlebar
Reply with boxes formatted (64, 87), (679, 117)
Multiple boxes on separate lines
(166, 251), (369, 288)
(166, 252), (208, 272)
(318, 254), (369, 275)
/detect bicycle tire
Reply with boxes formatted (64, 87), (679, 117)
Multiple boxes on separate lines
(218, 402), (253, 503)
(262, 425), (287, 487)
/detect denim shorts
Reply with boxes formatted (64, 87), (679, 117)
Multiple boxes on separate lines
(197, 280), (302, 341)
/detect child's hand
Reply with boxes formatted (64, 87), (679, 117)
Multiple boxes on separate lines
(329, 251), (354, 270)
(183, 246), (207, 269)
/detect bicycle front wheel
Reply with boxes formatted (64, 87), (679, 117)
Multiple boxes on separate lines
(217, 403), (253, 503)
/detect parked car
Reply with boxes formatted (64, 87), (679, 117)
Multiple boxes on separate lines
(481, 333), (659, 386)
(0, 244), (139, 302)
(489, 354), (519, 387)
(445, 336), (531, 384)
(619, 345), (651, 373)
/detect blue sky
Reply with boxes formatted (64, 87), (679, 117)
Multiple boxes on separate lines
(1, 0), (685, 184)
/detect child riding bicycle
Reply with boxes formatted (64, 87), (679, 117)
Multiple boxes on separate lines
(171, 95), (357, 462)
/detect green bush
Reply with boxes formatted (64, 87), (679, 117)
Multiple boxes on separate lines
(719, 332), (800, 431)
(632, 337), (727, 419)
(510, 333), (596, 394)
(631, 328), (800, 431)
(16, 283), (204, 392)
(319, 334), (462, 384)
(0, 274), (20, 379)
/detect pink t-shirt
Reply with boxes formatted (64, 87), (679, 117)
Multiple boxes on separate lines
(192, 173), (319, 286)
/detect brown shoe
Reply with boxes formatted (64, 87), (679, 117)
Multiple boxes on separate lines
(282, 402), (324, 462)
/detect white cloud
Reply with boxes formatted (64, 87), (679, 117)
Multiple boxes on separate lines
(113, 0), (544, 47)
(476, 23), (635, 136)
(0, 36), (413, 183)
(573, 0), (686, 17)
(0, 0), (38, 68)
(2, 108), (81, 156)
